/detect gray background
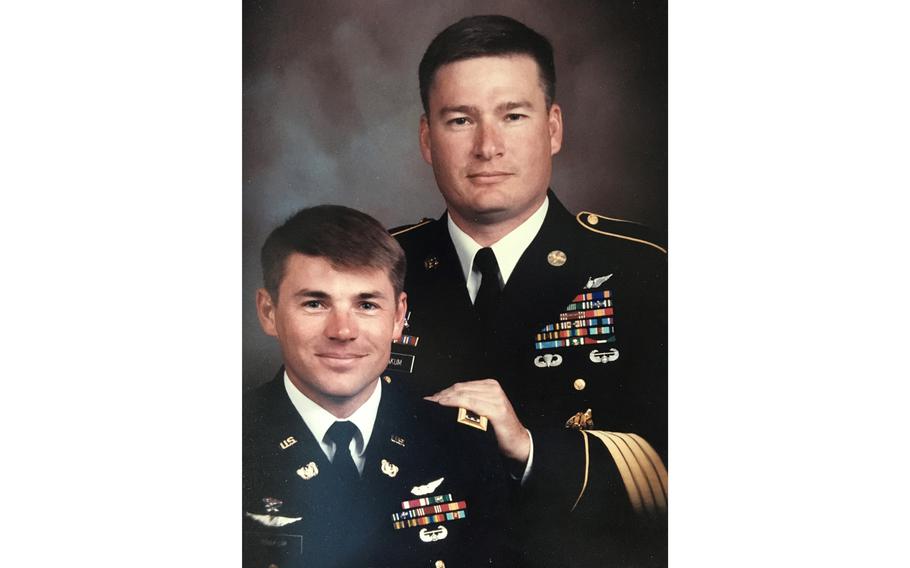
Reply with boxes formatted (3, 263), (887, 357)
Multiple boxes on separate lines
(243, 0), (667, 389)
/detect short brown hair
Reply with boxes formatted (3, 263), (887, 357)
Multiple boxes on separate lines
(261, 205), (406, 300)
(418, 15), (556, 113)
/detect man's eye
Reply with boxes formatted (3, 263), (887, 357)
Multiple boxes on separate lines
(505, 113), (526, 122)
(359, 302), (378, 311)
(448, 117), (471, 126)
(303, 300), (324, 309)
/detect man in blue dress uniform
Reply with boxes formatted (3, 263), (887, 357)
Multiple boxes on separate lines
(389, 15), (668, 567)
(244, 205), (517, 567)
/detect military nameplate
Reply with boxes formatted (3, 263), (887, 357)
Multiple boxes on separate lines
(456, 408), (488, 431)
(387, 352), (416, 373)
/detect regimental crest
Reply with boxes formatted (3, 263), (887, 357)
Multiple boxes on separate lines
(381, 459), (399, 478)
(565, 408), (594, 430)
(534, 289), (617, 351)
(296, 462), (319, 480)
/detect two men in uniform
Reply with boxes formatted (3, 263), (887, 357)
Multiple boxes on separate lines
(245, 14), (667, 568)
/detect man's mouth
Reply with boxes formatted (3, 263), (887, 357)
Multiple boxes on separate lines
(467, 171), (514, 184)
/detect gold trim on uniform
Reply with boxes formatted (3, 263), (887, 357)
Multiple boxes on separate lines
(390, 218), (433, 237)
(580, 430), (668, 517)
(576, 212), (667, 254)
(572, 430), (591, 512)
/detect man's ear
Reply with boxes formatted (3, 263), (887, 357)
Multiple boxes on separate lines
(392, 292), (408, 340)
(256, 288), (279, 337)
(548, 103), (563, 156)
(419, 115), (433, 165)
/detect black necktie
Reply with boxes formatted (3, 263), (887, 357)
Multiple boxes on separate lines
(325, 421), (360, 482)
(473, 247), (502, 327)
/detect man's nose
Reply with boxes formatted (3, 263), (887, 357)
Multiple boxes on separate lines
(326, 309), (358, 340)
(473, 121), (504, 160)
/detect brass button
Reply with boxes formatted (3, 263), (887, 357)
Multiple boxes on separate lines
(586, 213), (599, 225)
(435, 561), (446, 568)
(383, 375), (392, 384)
(268, 564), (279, 568)
(573, 378), (586, 391)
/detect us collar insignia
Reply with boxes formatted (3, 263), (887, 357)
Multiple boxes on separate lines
(297, 461), (319, 480)
(411, 477), (444, 496)
(381, 459), (400, 477)
(390, 434), (406, 447)
(279, 436), (297, 450)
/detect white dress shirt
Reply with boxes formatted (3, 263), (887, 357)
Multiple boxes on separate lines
(447, 196), (549, 303)
(284, 372), (382, 475)
(446, 197), (549, 484)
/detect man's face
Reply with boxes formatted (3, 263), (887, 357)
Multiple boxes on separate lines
(257, 254), (406, 416)
(419, 55), (563, 229)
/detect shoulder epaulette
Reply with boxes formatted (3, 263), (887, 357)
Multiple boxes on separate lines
(389, 218), (433, 237)
(576, 212), (667, 254)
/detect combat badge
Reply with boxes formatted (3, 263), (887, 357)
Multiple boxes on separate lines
(419, 525), (449, 543)
(411, 477), (444, 496)
(296, 462), (319, 480)
(585, 274), (612, 288)
(457, 408), (488, 431)
(245, 512), (303, 527)
(565, 408), (594, 430)
(381, 459), (400, 477)
(534, 353), (563, 368)
(589, 348), (620, 363)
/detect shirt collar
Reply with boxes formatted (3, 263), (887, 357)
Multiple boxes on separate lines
(283, 371), (382, 457)
(447, 196), (549, 285)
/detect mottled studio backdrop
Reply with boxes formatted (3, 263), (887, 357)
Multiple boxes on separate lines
(243, 0), (667, 388)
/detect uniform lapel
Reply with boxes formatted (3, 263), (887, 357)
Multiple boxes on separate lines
(494, 192), (593, 346)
